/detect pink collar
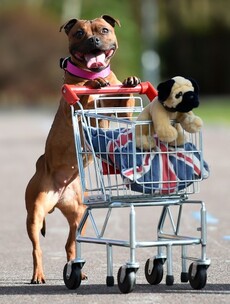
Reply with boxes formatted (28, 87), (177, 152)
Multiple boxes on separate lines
(65, 59), (111, 80)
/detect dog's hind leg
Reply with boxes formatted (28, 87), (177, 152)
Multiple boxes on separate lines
(59, 202), (87, 280)
(26, 172), (58, 284)
(26, 195), (58, 283)
(56, 181), (87, 279)
(57, 197), (87, 262)
(26, 189), (47, 284)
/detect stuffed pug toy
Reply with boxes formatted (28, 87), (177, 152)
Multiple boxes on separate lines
(135, 76), (203, 150)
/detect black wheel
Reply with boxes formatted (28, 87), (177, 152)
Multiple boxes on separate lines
(106, 276), (114, 287)
(63, 263), (82, 290)
(188, 263), (207, 290)
(145, 258), (164, 285)
(117, 266), (136, 294)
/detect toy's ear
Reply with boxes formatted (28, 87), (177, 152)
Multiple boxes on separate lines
(188, 78), (199, 94)
(157, 79), (175, 102)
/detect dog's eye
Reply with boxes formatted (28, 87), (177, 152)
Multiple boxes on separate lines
(175, 92), (183, 99)
(101, 27), (109, 34)
(74, 29), (84, 39)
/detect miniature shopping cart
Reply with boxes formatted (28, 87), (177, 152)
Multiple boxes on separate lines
(61, 82), (210, 293)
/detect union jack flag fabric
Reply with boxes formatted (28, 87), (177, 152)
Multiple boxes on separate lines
(83, 126), (209, 194)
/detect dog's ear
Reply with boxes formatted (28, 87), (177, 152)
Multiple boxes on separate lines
(101, 15), (121, 27)
(59, 19), (78, 34)
(157, 79), (175, 102)
(188, 78), (199, 95)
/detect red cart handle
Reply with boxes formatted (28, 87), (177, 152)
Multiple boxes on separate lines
(62, 81), (158, 105)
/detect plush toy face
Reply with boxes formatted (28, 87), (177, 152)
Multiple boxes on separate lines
(157, 76), (199, 113)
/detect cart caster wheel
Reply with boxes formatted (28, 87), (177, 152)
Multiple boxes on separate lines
(181, 272), (189, 283)
(145, 258), (164, 285)
(188, 263), (207, 290)
(106, 276), (114, 287)
(63, 263), (82, 290)
(166, 275), (174, 286)
(117, 266), (136, 294)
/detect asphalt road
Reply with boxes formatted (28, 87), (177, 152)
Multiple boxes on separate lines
(0, 108), (229, 303)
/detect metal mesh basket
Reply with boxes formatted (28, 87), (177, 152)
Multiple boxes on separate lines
(72, 96), (208, 204)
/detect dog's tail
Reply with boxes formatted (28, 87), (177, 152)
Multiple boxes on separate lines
(41, 219), (46, 237)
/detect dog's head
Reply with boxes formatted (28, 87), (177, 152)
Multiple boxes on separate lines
(157, 76), (199, 112)
(60, 15), (120, 72)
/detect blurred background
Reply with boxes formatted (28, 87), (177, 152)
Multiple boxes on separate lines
(1, 0), (230, 121)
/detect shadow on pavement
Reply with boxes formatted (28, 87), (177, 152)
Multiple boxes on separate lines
(0, 283), (229, 295)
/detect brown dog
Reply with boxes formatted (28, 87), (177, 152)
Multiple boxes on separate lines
(25, 15), (140, 284)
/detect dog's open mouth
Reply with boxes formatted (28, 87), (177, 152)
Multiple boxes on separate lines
(74, 49), (114, 69)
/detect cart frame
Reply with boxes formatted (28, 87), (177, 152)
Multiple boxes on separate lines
(62, 83), (211, 293)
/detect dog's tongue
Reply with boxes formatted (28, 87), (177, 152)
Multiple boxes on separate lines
(85, 52), (106, 69)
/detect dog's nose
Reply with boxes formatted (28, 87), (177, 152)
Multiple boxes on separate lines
(89, 36), (100, 46)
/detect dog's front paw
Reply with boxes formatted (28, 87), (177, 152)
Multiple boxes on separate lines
(85, 78), (110, 89)
(123, 76), (141, 87)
